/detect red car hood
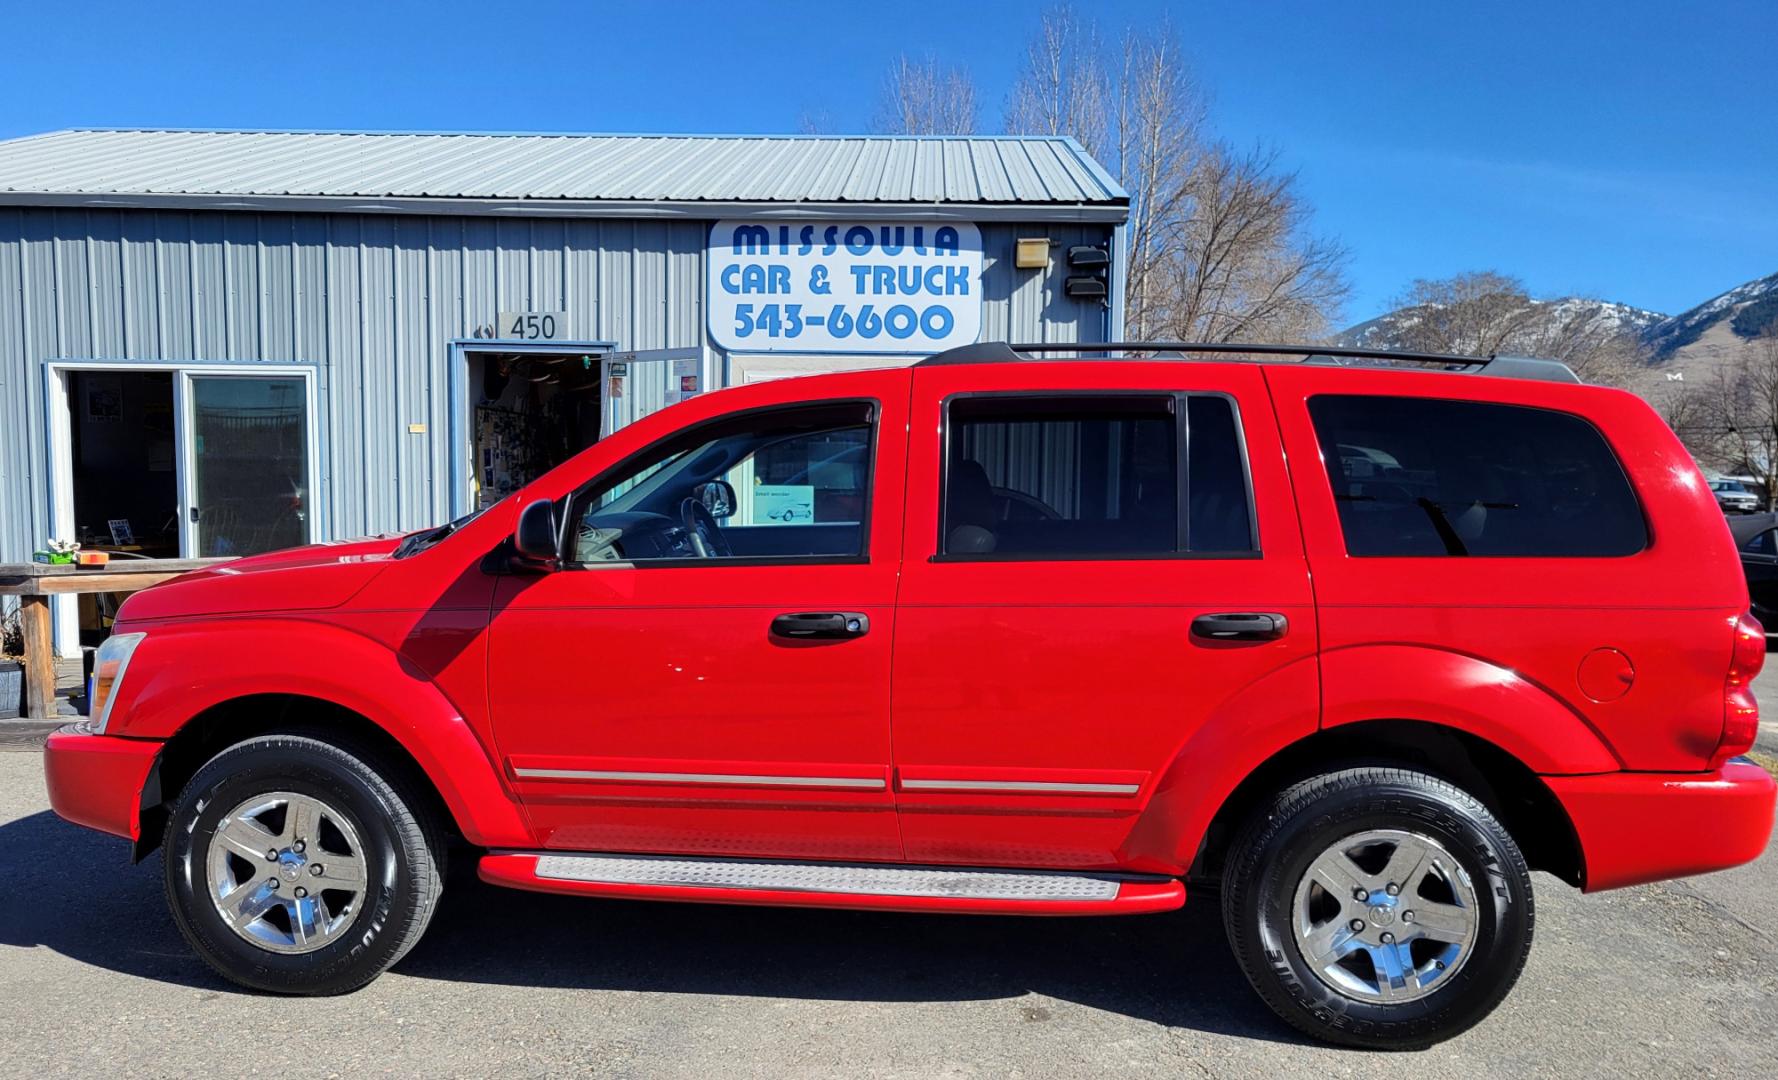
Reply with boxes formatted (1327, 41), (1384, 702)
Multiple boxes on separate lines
(118, 535), (403, 622)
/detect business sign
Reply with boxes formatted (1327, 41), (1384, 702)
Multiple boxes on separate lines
(708, 220), (983, 354)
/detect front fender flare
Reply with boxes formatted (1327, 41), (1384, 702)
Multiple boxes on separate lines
(111, 618), (533, 848)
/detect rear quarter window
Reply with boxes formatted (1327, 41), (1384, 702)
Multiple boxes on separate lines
(1307, 395), (1647, 558)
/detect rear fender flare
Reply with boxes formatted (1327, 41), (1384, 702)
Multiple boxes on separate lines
(1320, 643), (1622, 774)
(111, 618), (533, 848)
(1119, 654), (1322, 873)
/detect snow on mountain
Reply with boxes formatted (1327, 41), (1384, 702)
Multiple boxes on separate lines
(1642, 270), (1778, 357)
(1336, 297), (1667, 351)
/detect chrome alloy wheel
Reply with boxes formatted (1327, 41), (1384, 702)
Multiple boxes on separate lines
(205, 791), (369, 954)
(1291, 828), (1480, 1003)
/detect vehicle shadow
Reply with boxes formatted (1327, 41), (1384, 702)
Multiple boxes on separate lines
(0, 810), (1304, 1046)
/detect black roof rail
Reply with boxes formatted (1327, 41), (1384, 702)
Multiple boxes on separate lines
(916, 341), (1580, 384)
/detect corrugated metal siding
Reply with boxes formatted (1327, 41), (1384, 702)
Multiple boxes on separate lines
(0, 210), (1108, 565)
(0, 130), (1126, 207)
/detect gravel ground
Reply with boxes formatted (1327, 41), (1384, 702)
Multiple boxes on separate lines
(1, 748), (1774, 1079)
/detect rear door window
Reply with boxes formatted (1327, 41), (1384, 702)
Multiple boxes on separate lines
(1307, 395), (1646, 557)
(940, 394), (1255, 559)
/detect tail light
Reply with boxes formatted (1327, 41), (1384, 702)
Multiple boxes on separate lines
(1714, 612), (1765, 768)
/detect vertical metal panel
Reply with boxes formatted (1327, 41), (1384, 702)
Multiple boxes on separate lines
(222, 215), (260, 360)
(86, 211), (125, 358)
(423, 219), (463, 525)
(189, 214), (226, 360)
(19, 211), (59, 556)
(120, 213), (161, 358)
(392, 216), (433, 528)
(357, 216), (399, 530)
(54, 211), (92, 359)
(0, 209), (1112, 565)
(323, 215), (367, 537)
(0, 211), (30, 567)
(258, 215), (296, 362)
(154, 212), (194, 360)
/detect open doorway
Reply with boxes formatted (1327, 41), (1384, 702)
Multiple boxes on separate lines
(48, 362), (320, 653)
(65, 370), (180, 559)
(466, 348), (606, 509)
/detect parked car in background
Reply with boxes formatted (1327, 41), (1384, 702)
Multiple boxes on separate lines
(1713, 478), (1761, 514)
(42, 342), (1776, 1051)
(1730, 511), (1778, 627)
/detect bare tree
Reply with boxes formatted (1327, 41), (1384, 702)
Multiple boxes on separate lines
(875, 54), (978, 135)
(797, 109), (835, 136)
(1111, 25), (1205, 339)
(1384, 271), (1646, 386)
(1005, 4), (1111, 154)
(1697, 332), (1778, 508)
(1002, 8), (1348, 341)
(1158, 144), (1351, 342)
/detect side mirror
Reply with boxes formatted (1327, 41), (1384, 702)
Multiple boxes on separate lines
(693, 480), (737, 520)
(511, 498), (560, 572)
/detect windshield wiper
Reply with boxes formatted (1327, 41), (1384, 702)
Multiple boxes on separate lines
(391, 524), (451, 559)
(391, 509), (484, 559)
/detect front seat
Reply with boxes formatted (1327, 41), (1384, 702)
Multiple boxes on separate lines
(945, 459), (998, 554)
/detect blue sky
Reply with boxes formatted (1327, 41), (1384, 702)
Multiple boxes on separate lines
(3, 0), (1772, 323)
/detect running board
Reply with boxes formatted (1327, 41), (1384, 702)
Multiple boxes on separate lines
(479, 852), (1184, 916)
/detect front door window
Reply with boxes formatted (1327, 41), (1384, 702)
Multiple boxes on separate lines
(566, 403), (874, 563)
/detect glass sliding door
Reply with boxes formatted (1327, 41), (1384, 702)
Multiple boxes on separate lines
(182, 374), (315, 557)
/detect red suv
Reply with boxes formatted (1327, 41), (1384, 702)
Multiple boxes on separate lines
(44, 342), (1776, 1049)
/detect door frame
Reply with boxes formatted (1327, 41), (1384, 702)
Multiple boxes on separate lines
(445, 338), (617, 520)
(599, 347), (703, 438)
(40, 358), (322, 656)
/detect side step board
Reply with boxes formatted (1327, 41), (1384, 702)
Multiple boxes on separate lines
(479, 852), (1185, 916)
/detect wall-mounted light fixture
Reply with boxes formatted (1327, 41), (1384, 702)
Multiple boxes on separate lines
(1015, 237), (1050, 270)
(1064, 244), (1110, 300)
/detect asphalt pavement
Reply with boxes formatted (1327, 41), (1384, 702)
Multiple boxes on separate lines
(2, 742), (1775, 1078)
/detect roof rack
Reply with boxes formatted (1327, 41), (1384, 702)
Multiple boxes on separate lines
(916, 341), (1580, 384)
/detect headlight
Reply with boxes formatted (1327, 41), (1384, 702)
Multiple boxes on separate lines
(90, 632), (146, 735)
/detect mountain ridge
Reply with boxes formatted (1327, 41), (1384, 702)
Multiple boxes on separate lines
(1338, 270), (1778, 358)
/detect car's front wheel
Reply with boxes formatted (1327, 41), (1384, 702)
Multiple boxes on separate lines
(1221, 766), (1534, 1050)
(163, 733), (444, 994)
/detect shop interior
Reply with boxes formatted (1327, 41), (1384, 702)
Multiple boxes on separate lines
(66, 370), (181, 559)
(467, 350), (606, 509)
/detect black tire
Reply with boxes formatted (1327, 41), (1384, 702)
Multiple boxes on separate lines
(1221, 767), (1534, 1050)
(163, 733), (444, 994)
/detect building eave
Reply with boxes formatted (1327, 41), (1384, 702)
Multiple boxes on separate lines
(0, 190), (1131, 225)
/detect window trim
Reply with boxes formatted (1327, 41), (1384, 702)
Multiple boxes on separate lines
(1307, 392), (1651, 560)
(933, 389), (1262, 564)
(558, 397), (881, 570)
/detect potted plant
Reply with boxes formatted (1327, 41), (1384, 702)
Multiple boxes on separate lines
(45, 538), (80, 565)
(0, 609), (22, 721)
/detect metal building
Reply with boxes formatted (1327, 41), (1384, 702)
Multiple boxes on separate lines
(0, 129), (1128, 652)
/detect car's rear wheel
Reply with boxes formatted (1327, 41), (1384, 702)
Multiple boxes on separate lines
(163, 733), (443, 994)
(1221, 766), (1534, 1050)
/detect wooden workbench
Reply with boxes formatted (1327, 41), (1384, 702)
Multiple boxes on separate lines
(0, 558), (232, 721)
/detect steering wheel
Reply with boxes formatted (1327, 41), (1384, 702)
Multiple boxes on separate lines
(679, 497), (732, 559)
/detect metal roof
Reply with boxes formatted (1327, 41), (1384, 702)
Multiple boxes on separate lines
(0, 129), (1129, 222)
